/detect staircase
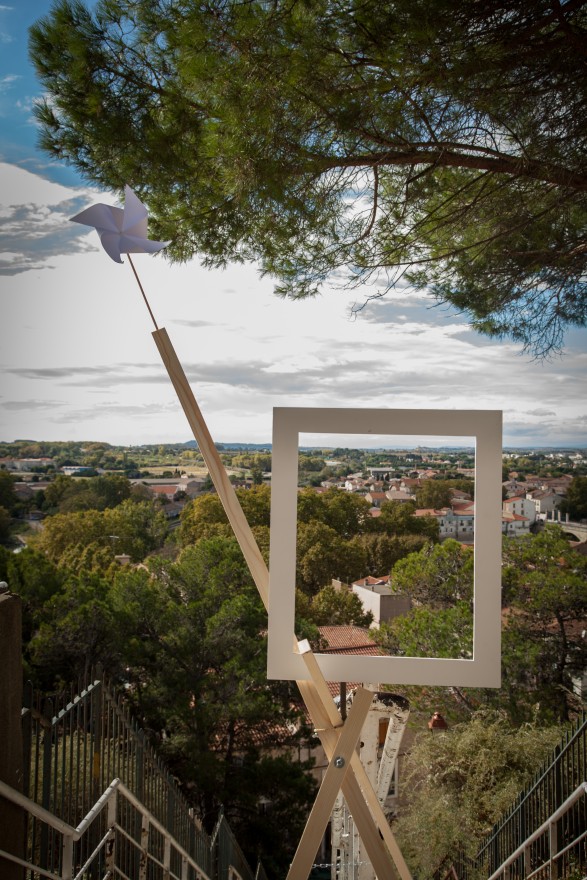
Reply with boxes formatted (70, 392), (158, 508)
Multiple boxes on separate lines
(0, 669), (266, 880)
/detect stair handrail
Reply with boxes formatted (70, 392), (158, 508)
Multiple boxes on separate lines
(0, 777), (213, 880)
(486, 781), (587, 880)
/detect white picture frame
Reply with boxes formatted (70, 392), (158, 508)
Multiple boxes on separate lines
(267, 407), (502, 687)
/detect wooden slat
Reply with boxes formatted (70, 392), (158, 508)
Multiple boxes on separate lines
(286, 687), (373, 880)
(152, 327), (412, 880)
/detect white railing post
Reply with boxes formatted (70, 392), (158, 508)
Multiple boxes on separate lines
(163, 836), (171, 880)
(105, 787), (117, 876)
(549, 817), (559, 879)
(139, 815), (149, 880)
(61, 833), (74, 880)
(524, 843), (531, 878)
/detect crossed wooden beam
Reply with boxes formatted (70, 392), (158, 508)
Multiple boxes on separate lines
(153, 328), (412, 880)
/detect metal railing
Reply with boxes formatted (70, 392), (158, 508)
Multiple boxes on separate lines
(446, 712), (587, 880)
(486, 783), (587, 880)
(0, 776), (211, 880)
(21, 674), (214, 879)
(17, 672), (263, 880)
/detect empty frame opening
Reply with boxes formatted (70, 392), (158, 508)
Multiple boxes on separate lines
(294, 434), (476, 663)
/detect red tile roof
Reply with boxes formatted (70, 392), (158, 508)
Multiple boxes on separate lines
(317, 625), (383, 656)
(353, 575), (390, 587)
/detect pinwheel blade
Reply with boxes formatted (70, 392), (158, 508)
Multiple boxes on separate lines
(70, 185), (170, 262)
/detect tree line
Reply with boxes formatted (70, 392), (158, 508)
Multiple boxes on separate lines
(2, 472), (586, 876)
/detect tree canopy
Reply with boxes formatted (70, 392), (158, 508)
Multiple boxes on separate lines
(395, 711), (562, 877)
(30, 0), (587, 356)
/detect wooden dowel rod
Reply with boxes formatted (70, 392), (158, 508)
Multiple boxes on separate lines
(151, 326), (411, 880)
(286, 687), (373, 880)
(152, 327), (269, 610)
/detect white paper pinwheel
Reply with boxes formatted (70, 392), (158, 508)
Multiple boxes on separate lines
(70, 185), (170, 263)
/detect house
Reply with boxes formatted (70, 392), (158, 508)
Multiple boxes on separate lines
(384, 489), (414, 504)
(501, 511), (530, 536)
(503, 496), (536, 524)
(11, 458), (55, 472)
(502, 478), (527, 498)
(364, 491), (388, 509)
(351, 576), (412, 628)
(450, 488), (472, 502)
(414, 506), (474, 539)
(526, 489), (564, 519)
(398, 478), (421, 495)
(367, 467), (394, 480)
(148, 484), (182, 502)
(61, 465), (96, 476)
(344, 478), (367, 493)
(178, 476), (209, 497)
(538, 475), (573, 496)
(316, 625), (384, 656)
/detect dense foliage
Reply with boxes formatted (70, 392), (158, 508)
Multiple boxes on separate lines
(179, 486), (440, 596)
(30, 0), (587, 355)
(4, 444), (586, 875)
(373, 528), (587, 724)
(395, 711), (563, 877)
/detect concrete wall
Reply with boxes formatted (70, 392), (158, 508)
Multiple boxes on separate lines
(352, 585), (412, 627)
(0, 590), (24, 880)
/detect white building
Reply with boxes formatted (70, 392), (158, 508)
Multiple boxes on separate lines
(503, 496), (537, 524)
(351, 576), (412, 628)
(526, 489), (564, 519)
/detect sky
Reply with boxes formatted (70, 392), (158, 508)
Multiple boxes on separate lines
(0, 2), (586, 450)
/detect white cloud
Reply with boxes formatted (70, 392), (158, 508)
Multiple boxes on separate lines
(0, 162), (101, 273)
(0, 74), (19, 91)
(0, 163), (585, 447)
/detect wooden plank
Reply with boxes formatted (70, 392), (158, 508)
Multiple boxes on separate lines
(296, 678), (398, 880)
(152, 327), (411, 880)
(286, 688), (373, 880)
(152, 328), (269, 610)
(299, 647), (412, 880)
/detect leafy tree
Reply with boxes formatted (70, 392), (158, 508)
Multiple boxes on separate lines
(414, 479), (454, 510)
(250, 467), (263, 485)
(110, 538), (316, 870)
(179, 493), (230, 545)
(375, 601), (473, 660)
(0, 471), (18, 512)
(321, 488), (371, 538)
(377, 500), (440, 542)
(297, 487), (327, 524)
(372, 540), (474, 661)
(41, 473), (131, 513)
(30, 0), (587, 355)
(28, 572), (118, 686)
(296, 521), (367, 593)
(179, 484), (270, 547)
(395, 711), (563, 877)
(391, 539), (474, 607)
(237, 484), (271, 526)
(33, 499), (168, 568)
(350, 532), (430, 575)
(5, 547), (64, 646)
(497, 528), (587, 721)
(559, 476), (587, 521)
(299, 584), (374, 628)
(0, 506), (11, 544)
(0, 545), (9, 581)
(380, 528), (587, 724)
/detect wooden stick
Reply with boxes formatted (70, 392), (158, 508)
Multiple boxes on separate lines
(299, 646), (412, 880)
(286, 687), (373, 880)
(128, 255), (159, 331)
(151, 326), (413, 880)
(152, 328), (269, 610)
